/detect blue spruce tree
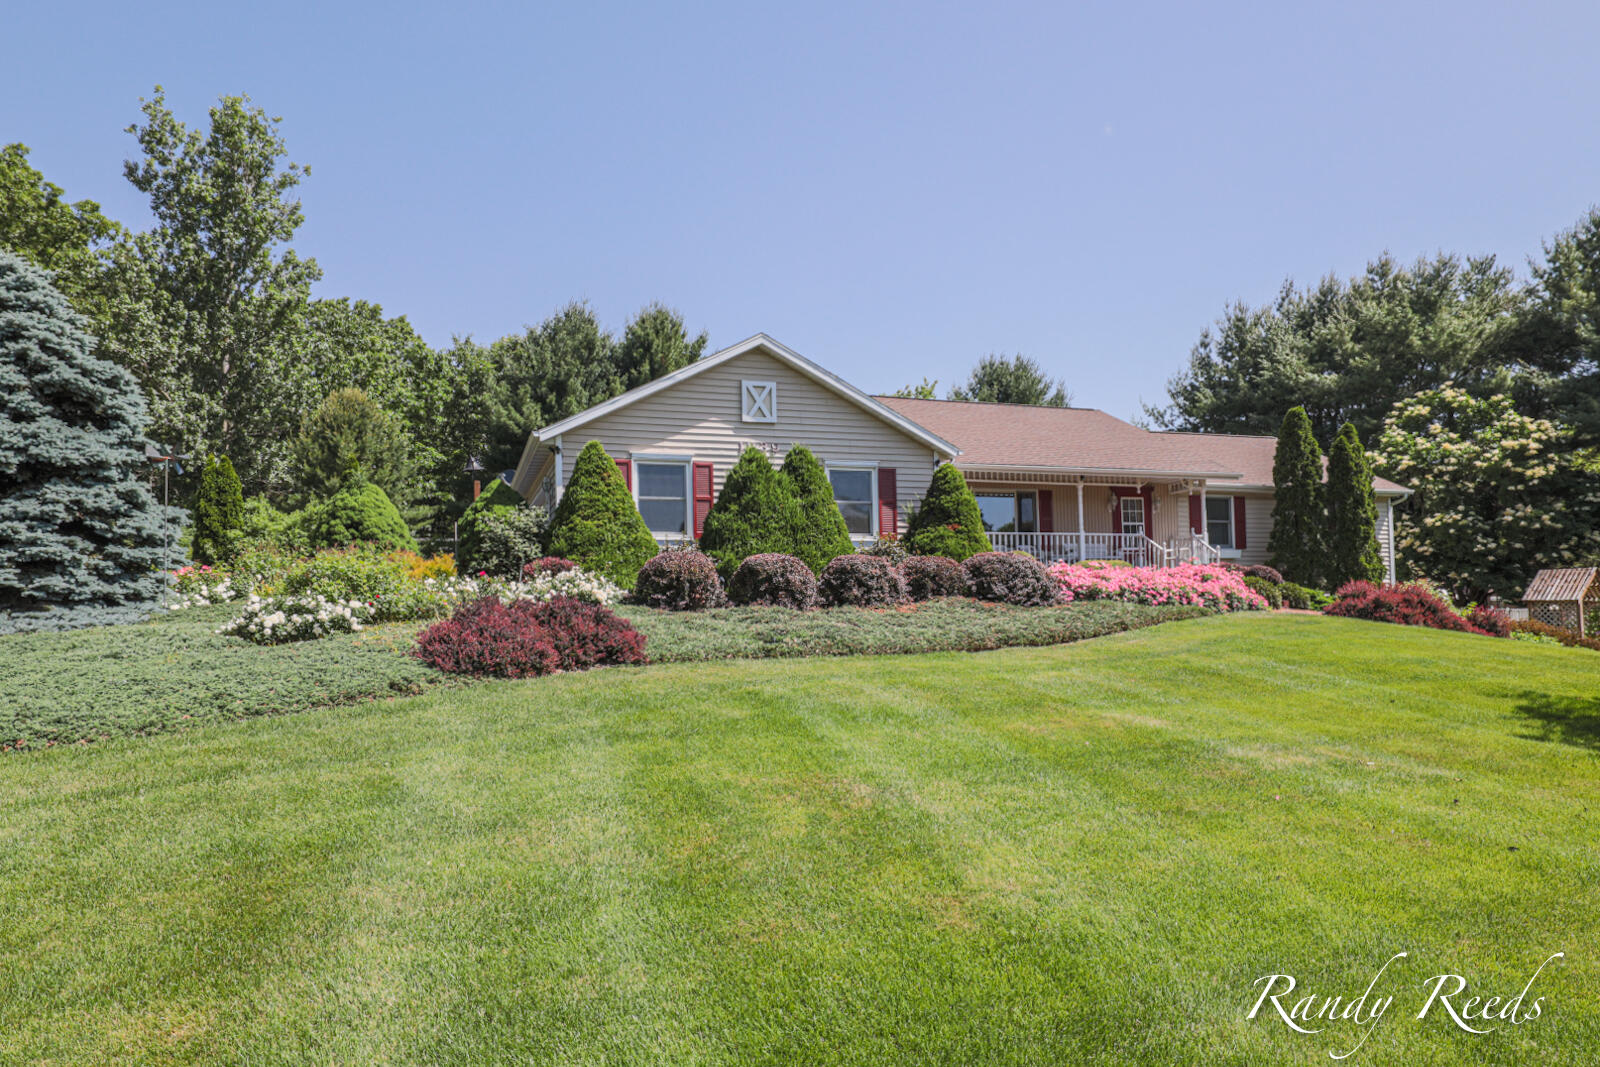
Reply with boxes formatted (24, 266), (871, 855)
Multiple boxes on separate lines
(0, 250), (179, 632)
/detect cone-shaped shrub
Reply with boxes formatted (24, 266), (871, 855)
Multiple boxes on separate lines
(699, 446), (801, 578)
(780, 444), (855, 574)
(726, 553), (816, 609)
(1, 250), (179, 632)
(191, 453), (244, 565)
(905, 463), (992, 561)
(631, 549), (726, 611)
(1325, 422), (1385, 588)
(901, 555), (969, 600)
(818, 554), (907, 607)
(1267, 406), (1324, 586)
(545, 440), (659, 588)
(303, 482), (418, 552)
(457, 478), (525, 573)
(964, 551), (1060, 606)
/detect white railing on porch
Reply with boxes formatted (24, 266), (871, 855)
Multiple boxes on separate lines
(986, 531), (1223, 568)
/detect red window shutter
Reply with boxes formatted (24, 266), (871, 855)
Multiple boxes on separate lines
(877, 467), (898, 536)
(1141, 488), (1155, 532)
(1037, 489), (1054, 532)
(613, 457), (631, 492)
(692, 462), (714, 539)
(1189, 495), (1203, 534)
(1234, 496), (1248, 550)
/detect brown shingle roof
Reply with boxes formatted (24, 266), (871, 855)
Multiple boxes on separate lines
(1523, 568), (1597, 603)
(875, 397), (1238, 477)
(876, 397), (1410, 494)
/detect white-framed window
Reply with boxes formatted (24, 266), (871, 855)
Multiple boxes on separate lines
(1119, 495), (1146, 538)
(741, 380), (777, 423)
(827, 466), (876, 536)
(976, 491), (1038, 534)
(1205, 495), (1234, 549)
(634, 458), (691, 535)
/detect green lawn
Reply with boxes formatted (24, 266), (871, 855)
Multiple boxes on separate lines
(4, 614), (1599, 1064)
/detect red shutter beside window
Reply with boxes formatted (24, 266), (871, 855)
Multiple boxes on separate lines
(1234, 496), (1248, 550)
(1189, 494), (1203, 534)
(613, 457), (632, 492)
(693, 462), (715, 539)
(877, 468), (897, 536)
(1038, 489), (1054, 533)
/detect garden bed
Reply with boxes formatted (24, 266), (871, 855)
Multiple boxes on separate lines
(0, 600), (1204, 748)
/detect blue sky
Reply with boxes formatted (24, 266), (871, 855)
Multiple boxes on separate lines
(5, 1), (1598, 420)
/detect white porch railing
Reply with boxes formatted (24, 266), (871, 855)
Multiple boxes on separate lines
(987, 531), (1223, 567)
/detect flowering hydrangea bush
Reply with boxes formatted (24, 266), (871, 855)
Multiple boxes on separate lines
(1047, 562), (1266, 612)
(218, 594), (373, 644)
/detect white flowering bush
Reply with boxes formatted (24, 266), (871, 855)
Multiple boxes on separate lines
(218, 594), (374, 645)
(1373, 385), (1600, 602)
(167, 565), (239, 611)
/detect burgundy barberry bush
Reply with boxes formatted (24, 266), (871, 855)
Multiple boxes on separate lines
(631, 550), (726, 611)
(1322, 581), (1489, 635)
(1465, 604), (1512, 638)
(818, 554), (907, 608)
(413, 595), (646, 677)
(726, 553), (817, 609)
(900, 555), (968, 601)
(1243, 564), (1284, 585)
(963, 552), (1061, 607)
(522, 556), (578, 579)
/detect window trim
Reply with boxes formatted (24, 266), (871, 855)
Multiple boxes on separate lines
(1204, 494), (1235, 550)
(825, 462), (878, 538)
(631, 454), (693, 536)
(741, 380), (777, 423)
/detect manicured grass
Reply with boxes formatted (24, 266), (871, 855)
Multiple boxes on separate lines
(0, 599), (1198, 747)
(4, 614), (1599, 1064)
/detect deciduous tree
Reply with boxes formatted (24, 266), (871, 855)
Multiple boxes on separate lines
(949, 354), (1071, 406)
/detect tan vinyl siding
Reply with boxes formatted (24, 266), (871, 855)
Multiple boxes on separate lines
(1236, 493), (1275, 566)
(558, 349), (938, 536)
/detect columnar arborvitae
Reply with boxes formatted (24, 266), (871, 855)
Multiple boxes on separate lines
(1325, 422), (1385, 586)
(904, 462), (992, 560)
(0, 250), (178, 632)
(779, 444), (854, 574)
(545, 440), (659, 587)
(1267, 405), (1326, 586)
(699, 446), (802, 578)
(191, 453), (244, 564)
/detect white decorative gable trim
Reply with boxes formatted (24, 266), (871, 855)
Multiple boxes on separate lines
(741, 379), (777, 423)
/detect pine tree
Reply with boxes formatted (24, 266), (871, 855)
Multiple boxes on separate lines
(545, 440), (659, 588)
(1325, 422), (1385, 587)
(699, 446), (802, 578)
(191, 453), (244, 564)
(0, 250), (178, 632)
(779, 444), (854, 574)
(1267, 406), (1326, 586)
(904, 463), (992, 560)
(292, 388), (410, 505)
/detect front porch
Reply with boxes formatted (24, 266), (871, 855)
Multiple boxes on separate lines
(965, 472), (1226, 568)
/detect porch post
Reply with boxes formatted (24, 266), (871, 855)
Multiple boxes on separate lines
(1075, 480), (1086, 561)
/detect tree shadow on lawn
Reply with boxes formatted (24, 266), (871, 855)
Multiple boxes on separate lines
(1513, 692), (1600, 752)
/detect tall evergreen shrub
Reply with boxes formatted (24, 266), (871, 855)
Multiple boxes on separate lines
(779, 444), (854, 573)
(1325, 422), (1385, 587)
(544, 440), (659, 588)
(191, 453), (244, 564)
(0, 250), (178, 632)
(457, 478), (524, 573)
(699, 446), (801, 578)
(1267, 406), (1325, 586)
(904, 462), (992, 560)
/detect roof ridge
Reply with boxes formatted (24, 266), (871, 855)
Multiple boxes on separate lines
(875, 395), (1104, 413)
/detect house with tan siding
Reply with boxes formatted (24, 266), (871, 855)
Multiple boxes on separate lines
(511, 333), (1411, 581)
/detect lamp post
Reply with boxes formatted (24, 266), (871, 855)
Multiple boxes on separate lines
(144, 443), (190, 608)
(464, 456), (486, 501)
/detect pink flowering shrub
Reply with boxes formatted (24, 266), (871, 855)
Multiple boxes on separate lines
(1046, 562), (1267, 612)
